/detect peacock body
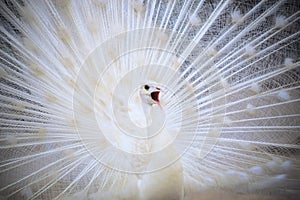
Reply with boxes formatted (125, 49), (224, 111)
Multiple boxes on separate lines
(0, 0), (300, 199)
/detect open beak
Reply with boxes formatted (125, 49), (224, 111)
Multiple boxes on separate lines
(150, 91), (160, 103)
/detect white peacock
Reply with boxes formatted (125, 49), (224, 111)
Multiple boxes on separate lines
(0, 0), (299, 200)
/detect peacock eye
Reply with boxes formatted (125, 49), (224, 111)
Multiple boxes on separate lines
(144, 85), (149, 90)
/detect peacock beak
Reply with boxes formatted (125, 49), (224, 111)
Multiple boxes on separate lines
(150, 90), (160, 103)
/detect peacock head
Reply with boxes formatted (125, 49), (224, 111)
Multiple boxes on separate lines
(139, 84), (161, 106)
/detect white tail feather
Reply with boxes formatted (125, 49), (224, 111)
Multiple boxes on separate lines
(0, 0), (299, 199)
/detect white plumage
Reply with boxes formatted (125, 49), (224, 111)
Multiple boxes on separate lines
(0, 0), (299, 199)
